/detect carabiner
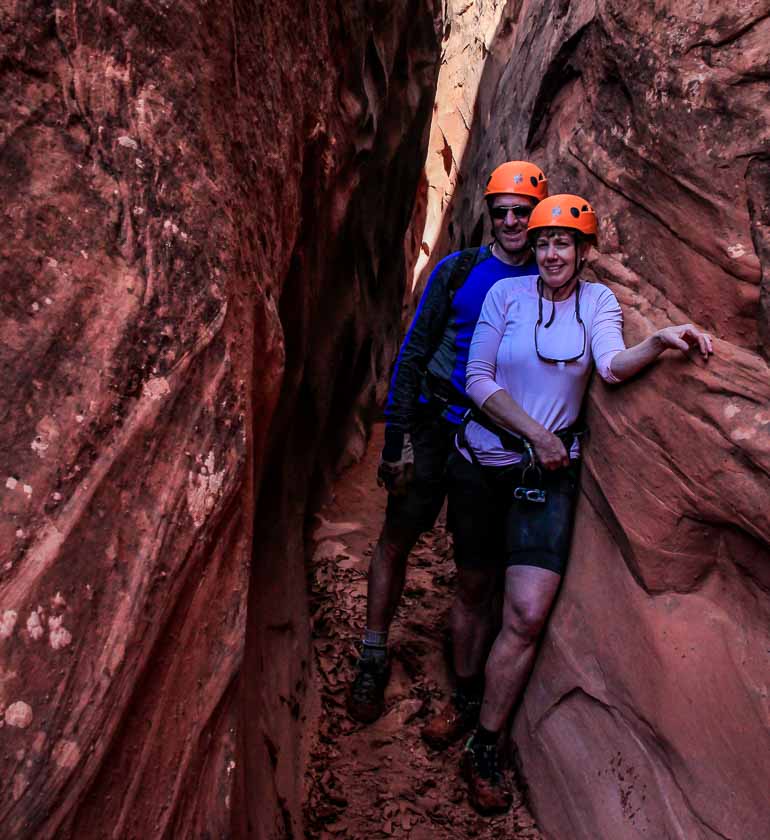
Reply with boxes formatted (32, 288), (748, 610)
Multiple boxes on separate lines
(521, 440), (542, 487)
(513, 486), (547, 504)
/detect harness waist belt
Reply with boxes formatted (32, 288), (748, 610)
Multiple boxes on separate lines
(469, 410), (585, 454)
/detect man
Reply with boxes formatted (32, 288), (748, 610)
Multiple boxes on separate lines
(347, 161), (548, 725)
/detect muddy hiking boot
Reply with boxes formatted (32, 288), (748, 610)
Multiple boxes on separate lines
(421, 691), (480, 750)
(461, 735), (513, 816)
(347, 655), (390, 723)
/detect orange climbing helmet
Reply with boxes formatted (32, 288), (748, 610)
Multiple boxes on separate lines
(484, 161), (548, 202)
(527, 194), (598, 242)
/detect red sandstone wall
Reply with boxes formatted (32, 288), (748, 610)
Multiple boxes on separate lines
(0, 2), (441, 837)
(432, 2), (770, 837)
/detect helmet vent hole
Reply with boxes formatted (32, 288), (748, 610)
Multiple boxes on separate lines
(581, 204), (589, 211)
(530, 176), (538, 187)
(570, 207), (580, 218)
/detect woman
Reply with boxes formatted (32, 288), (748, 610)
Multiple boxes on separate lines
(424, 194), (713, 815)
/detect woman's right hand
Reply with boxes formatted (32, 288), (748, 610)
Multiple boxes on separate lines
(532, 430), (570, 470)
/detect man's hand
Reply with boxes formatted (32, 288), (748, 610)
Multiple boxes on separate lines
(654, 324), (713, 360)
(377, 433), (415, 496)
(531, 429), (569, 471)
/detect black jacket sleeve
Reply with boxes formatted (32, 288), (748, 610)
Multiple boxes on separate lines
(382, 256), (457, 458)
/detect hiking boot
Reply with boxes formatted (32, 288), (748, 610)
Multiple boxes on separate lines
(461, 735), (513, 816)
(347, 655), (390, 723)
(421, 692), (480, 750)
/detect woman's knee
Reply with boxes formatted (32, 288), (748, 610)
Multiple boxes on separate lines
(504, 597), (551, 642)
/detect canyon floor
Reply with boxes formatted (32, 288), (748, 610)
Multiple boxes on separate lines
(304, 424), (543, 839)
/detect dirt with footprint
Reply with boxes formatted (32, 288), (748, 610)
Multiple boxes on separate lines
(304, 424), (544, 839)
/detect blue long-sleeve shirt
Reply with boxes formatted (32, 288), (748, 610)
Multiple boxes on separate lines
(384, 245), (537, 454)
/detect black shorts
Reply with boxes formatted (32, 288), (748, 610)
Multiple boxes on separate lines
(446, 449), (579, 575)
(385, 413), (458, 537)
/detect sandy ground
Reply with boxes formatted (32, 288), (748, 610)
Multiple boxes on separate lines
(304, 424), (543, 839)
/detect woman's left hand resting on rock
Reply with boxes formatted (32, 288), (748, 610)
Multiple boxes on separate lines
(609, 324), (714, 382)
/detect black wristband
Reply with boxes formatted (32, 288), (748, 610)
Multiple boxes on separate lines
(382, 427), (405, 462)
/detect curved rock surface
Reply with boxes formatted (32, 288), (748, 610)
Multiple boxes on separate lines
(421, 1), (770, 837)
(0, 1), (441, 837)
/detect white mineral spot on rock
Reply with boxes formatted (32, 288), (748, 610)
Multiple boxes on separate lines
(23, 485), (32, 496)
(75, 414), (85, 423)
(48, 616), (72, 650)
(5, 701), (33, 728)
(0, 610), (18, 639)
(52, 739), (81, 769)
(52, 592), (67, 609)
(31, 436), (49, 457)
(47, 258), (58, 267)
(186, 450), (226, 528)
(732, 427), (754, 441)
(44, 297), (53, 305)
(30, 302), (40, 312)
(117, 135), (138, 149)
(135, 158), (144, 169)
(132, 206), (145, 215)
(15, 529), (24, 539)
(5, 477), (17, 490)
(26, 611), (44, 642)
(226, 759), (236, 775)
(80, 250), (89, 259)
(142, 376), (171, 401)
(724, 403), (740, 419)
(727, 243), (746, 259)
(52, 492), (62, 501)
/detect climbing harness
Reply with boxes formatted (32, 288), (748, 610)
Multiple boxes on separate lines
(513, 441), (546, 504)
(457, 410), (586, 505)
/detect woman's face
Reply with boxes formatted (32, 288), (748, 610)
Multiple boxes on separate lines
(534, 228), (586, 289)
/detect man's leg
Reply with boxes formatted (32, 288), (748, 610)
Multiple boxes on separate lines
(422, 565), (497, 748)
(451, 566), (498, 679)
(365, 521), (421, 633)
(348, 417), (453, 723)
(462, 565), (561, 814)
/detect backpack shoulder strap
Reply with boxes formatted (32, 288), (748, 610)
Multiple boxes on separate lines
(447, 246), (481, 295)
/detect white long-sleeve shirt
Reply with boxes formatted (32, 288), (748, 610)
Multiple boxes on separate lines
(463, 274), (626, 466)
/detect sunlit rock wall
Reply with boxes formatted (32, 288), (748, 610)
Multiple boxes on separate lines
(0, 1), (441, 837)
(405, 0), (508, 303)
(424, 1), (770, 837)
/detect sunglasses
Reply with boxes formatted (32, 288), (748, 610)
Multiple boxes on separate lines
(534, 278), (587, 365)
(489, 205), (532, 221)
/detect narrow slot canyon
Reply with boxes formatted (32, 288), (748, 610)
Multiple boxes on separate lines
(0, 1), (768, 839)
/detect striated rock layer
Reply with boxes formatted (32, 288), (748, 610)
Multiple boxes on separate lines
(0, 1), (441, 837)
(423, 1), (770, 837)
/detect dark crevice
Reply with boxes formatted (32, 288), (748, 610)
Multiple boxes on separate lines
(526, 22), (592, 148)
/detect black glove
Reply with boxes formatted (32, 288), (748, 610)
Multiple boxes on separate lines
(377, 431), (414, 496)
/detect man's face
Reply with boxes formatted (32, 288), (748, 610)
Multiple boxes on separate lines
(489, 193), (537, 255)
